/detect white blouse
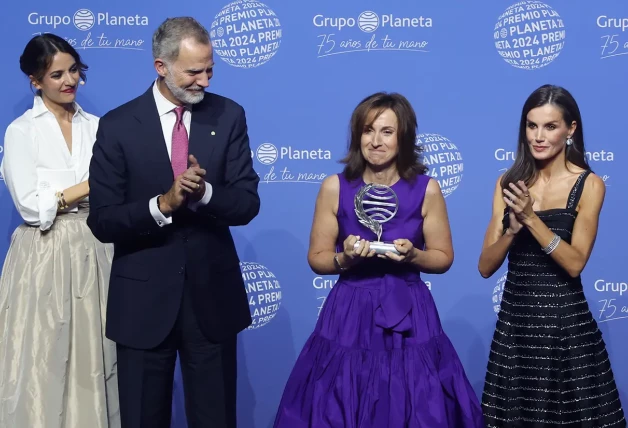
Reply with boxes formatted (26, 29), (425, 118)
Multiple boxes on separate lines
(1, 95), (99, 231)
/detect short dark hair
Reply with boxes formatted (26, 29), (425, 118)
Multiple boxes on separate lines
(341, 92), (427, 181)
(19, 34), (88, 86)
(152, 17), (210, 63)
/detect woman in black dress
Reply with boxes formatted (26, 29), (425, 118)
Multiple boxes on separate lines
(478, 84), (625, 427)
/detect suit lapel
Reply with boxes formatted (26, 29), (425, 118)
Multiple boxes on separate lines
(189, 94), (219, 169)
(134, 87), (173, 194)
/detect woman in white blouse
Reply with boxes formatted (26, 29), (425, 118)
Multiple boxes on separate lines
(0, 34), (119, 427)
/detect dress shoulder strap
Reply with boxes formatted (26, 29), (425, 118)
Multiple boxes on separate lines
(566, 170), (591, 210)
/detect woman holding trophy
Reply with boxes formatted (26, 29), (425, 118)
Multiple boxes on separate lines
(274, 92), (484, 427)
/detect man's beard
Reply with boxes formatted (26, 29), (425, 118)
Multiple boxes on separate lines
(164, 69), (205, 105)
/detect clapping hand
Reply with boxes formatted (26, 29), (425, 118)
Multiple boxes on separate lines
(506, 209), (523, 235)
(503, 181), (535, 224)
(181, 154), (206, 201)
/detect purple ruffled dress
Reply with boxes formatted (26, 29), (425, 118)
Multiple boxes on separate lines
(274, 173), (485, 427)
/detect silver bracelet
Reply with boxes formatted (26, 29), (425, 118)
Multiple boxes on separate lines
(334, 253), (348, 272)
(542, 233), (561, 254)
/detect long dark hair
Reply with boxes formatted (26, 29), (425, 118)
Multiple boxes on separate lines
(19, 34), (88, 89)
(341, 92), (427, 181)
(500, 84), (590, 190)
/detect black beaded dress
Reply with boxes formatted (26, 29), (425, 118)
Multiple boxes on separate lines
(482, 171), (626, 427)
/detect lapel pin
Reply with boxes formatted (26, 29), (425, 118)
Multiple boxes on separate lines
(211, 131), (216, 136)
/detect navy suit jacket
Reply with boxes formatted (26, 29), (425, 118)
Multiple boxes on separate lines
(87, 86), (259, 349)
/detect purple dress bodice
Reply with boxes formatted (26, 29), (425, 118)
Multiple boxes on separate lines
(336, 173), (430, 277)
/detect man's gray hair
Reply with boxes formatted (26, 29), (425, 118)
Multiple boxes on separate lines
(152, 17), (211, 63)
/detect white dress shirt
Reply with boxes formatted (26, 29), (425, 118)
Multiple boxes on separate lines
(1, 95), (98, 231)
(149, 81), (212, 227)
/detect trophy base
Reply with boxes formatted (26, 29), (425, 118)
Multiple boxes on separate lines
(353, 240), (400, 255)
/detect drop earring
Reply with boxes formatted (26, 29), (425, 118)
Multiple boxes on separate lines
(566, 137), (573, 146)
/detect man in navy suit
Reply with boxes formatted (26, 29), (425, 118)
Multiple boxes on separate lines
(87, 16), (260, 428)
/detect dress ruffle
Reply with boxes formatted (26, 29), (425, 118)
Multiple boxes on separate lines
(274, 274), (484, 427)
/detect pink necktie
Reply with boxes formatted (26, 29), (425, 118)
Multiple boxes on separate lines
(171, 105), (188, 178)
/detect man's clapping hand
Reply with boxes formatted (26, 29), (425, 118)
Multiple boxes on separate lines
(181, 155), (206, 202)
(159, 155), (206, 215)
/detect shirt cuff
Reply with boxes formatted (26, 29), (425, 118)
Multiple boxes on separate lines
(188, 181), (213, 212)
(149, 195), (173, 227)
(37, 189), (58, 231)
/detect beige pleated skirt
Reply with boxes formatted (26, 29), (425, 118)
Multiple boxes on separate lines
(0, 206), (119, 428)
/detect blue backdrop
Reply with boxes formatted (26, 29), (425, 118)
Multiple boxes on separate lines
(1, 1), (627, 427)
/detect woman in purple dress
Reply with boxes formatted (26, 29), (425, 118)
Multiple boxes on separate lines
(274, 92), (484, 427)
